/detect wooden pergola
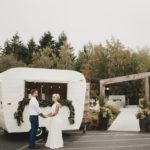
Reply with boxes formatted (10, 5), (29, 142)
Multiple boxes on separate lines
(100, 72), (150, 102)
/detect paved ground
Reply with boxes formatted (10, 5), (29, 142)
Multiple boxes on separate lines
(0, 129), (150, 150)
(109, 106), (139, 131)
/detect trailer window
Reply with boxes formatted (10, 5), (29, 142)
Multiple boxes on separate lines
(25, 82), (67, 100)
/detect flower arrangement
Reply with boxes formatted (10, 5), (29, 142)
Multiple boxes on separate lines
(136, 99), (150, 132)
(99, 106), (113, 119)
(136, 108), (150, 120)
(97, 96), (114, 130)
(97, 96), (113, 119)
(136, 99), (150, 119)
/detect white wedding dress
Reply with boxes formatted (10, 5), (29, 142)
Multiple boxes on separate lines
(45, 103), (64, 149)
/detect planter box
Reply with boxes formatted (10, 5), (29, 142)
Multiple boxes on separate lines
(98, 112), (110, 130)
(139, 118), (150, 132)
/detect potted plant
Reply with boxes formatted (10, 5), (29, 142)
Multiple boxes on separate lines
(97, 96), (113, 130)
(136, 99), (150, 132)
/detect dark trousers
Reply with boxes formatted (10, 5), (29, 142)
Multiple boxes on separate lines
(29, 115), (39, 146)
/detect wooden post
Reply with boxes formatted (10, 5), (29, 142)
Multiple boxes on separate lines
(100, 81), (105, 97)
(84, 83), (90, 114)
(83, 83), (90, 133)
(144, 76), (149, 102)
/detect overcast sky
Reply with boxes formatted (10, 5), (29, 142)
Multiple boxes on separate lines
(0, 0), (150, 53)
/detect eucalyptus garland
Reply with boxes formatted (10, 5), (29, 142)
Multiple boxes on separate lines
(14, 98), (75, 126)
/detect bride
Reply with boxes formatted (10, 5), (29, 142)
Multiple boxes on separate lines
(45, 93), (64, 149)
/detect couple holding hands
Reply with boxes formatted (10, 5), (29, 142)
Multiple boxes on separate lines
(29, 89), (63, 149)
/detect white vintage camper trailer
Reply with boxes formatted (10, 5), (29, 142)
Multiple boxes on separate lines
(0, 68), (86, 135)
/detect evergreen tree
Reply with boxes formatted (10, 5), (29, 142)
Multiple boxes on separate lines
(56, 31), (67, 49)
(28, 38), (37, 54)
(3, 33), (29, 64)
(27, 38), (38, 64)
(39, 31), (57, 54)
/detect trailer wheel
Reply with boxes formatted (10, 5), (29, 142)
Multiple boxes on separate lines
(4, 130), (8, 135)
(36, 127), (45, 139)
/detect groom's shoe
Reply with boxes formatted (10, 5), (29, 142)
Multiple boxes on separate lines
(29, 145), (41, 149)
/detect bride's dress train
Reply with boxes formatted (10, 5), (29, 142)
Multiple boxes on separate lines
(45, 103), (64, 149)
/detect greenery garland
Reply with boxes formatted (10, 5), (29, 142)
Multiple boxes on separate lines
(14, 98), (75, 126)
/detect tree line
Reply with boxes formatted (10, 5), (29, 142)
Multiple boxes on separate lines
(1, 31), (150, 100)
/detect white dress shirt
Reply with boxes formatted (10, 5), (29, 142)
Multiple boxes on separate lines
(29, 96), (42, 115)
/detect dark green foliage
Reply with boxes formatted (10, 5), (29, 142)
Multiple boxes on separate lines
(140, 99), (149, 109)
(3, 33), (29, 64)
(27, 38), (38, 64)
(39, 31), (57, 55)
(56, 31), (67, 49)
(97, 96), (106, 107)
(14, 98), (75, 126)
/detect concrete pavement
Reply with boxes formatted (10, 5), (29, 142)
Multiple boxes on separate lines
(109, 106), (140, 131)
(0, 130), (150, 150)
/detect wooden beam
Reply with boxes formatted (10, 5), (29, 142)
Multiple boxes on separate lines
(100, 72), (150, 99)
(100, 72), (150, 85)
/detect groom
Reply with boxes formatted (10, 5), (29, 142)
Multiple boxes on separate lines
(29, 89), (46, 149)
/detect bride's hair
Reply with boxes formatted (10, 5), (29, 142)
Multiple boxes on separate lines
(53, 93), (60, 100)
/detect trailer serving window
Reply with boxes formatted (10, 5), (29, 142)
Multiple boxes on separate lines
(25, 82), (67, 100)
